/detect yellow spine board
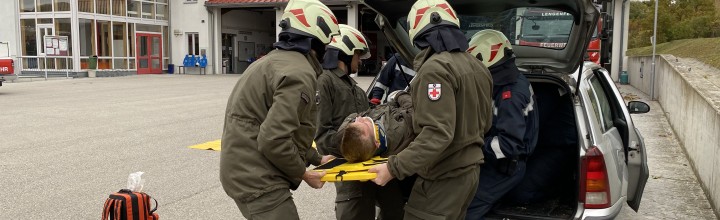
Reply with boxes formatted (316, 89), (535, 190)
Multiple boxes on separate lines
(314, 156), (387, 182)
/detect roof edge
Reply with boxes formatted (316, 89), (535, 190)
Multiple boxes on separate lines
(205, 0), (357, 8)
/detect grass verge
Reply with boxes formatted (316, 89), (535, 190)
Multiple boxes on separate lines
(627, 38), (720, 70)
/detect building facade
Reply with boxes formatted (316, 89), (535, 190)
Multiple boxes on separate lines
(0, 0), (390, 77)
(1, 0), (170, 76)
(172, 0), (391, 75)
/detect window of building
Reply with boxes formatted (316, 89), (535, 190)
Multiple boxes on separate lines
(136, 24), (160, 32)
(127, 0), (140, 17)
(56, 57), (72, 69)
(112, 22), (127, 57)
(97, 0), (110, 15)
(37, 0), (53, 12)
(20, 19), (37, 56)
(79, 19), (95, 57)
(98, 58), (112, 69)
(79, 0), (94, 13)
(152, 37), (160, 69)
(114, 59), (127, 69)
(141, 2), (154, 19)
(38, 18), (53, 24)
(128, 23), (135, 57)
(163, 26), (169, 61)
(96, 20), (111, 57)
(113, 0), (126, 16)
(187, 33), (199, 55)
(55, 0), (71, 11)
(20, 0), (35, 12)
(55, 18), (72, 56)
(37, 24), (54, 55)
(156, 3), (167, 20)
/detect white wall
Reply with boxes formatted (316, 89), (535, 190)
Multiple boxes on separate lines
(170, 0), (211, 74)
(611, 0), (631, 81)
(628, 55), (720, 217)
(0, 0), (19, 74)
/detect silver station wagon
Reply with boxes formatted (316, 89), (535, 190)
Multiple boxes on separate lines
(363, 0), (650, 219)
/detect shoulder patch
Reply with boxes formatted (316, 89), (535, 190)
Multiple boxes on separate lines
(502, 91), (512, 100)
(301, 92), (310, 104)
(428, 83), (441, 101)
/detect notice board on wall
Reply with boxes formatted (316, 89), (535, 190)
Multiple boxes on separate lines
(44, 36), (69, 56)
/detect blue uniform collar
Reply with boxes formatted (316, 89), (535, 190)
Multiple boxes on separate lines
(489, 58), (520, 86)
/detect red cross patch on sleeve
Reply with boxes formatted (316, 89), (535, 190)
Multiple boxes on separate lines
(502, 91), (512, 100)
(428, 84), (441, 101)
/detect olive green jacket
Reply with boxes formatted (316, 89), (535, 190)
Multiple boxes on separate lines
(315, 68), (370, 156)
(220, 49), (323, 202)
(388, 48), (494, 180)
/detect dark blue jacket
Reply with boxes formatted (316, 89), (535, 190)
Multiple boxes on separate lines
(370, 53), (415, 101)
(484, 59), (539, 160)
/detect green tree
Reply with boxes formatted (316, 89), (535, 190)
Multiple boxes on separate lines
(629, 0), (718, 48)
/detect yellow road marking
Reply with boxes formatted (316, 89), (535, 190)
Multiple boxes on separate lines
(188, 140), (316, 151)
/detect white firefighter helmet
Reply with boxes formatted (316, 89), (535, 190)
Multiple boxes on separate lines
(467, 29), (513, 67)
(328, 25), (371, 59)
(406, 0), (460, 43)
(279, 0), (340, 44)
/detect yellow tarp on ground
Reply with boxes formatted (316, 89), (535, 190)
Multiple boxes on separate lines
(188, 140), (317, 151)
(188, 140), (222, 151)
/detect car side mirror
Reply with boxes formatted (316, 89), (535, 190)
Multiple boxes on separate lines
(628, 101), (650, 114)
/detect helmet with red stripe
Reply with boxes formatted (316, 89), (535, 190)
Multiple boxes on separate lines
(328, 25), (371, 59)
(406, 0), (460, 44)
(279, 0), (341, 44)
(467, 29), (513, 68)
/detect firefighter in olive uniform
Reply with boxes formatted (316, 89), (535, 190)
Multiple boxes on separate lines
(315, 24), (371, 156)
(464, 30), (540, 220)
(368, 0), (494, 219)
(219, 0), (340, 219)
(314, 25), (396, 220)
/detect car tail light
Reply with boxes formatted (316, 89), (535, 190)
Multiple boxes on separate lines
(580, 146), (611, 209)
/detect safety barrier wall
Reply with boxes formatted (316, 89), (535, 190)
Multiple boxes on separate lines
(628, 55), (720, 217)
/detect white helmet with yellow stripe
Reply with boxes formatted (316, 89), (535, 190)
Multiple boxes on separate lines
(406, 0), (460, 44)
(279, 0), (340, 44)
(467, 29), (513, 68)
(328, 25), (371, 59)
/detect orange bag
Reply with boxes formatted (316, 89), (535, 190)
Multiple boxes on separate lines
(102, 189), (158, 220)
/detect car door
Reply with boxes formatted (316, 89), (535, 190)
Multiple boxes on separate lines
(584, 72), (626, 206)
(594, 68), (649, 211)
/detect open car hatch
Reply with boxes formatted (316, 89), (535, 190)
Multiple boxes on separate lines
(361, 0), (600, 74)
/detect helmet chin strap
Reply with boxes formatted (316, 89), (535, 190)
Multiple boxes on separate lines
(311, 38), (327, 62)
(338, 52), (354, 74)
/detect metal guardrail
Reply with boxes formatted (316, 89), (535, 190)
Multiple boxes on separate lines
(17, 56), (74, 79)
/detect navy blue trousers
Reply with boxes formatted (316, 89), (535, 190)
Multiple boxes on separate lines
(465, 157), (527, 220)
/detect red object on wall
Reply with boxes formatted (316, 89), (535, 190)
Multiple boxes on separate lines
(0, 59), (14, 74)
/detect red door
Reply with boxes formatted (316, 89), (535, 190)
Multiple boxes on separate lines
(136, 33), (162, 74)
